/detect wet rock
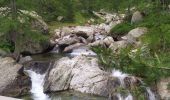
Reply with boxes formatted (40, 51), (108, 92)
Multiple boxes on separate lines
(131, 11), (143, 24)
(19, 56), (32, 64)
(63, 43), (85, 53)
(0, 57), (30, 97)
(157, 77), (170, 100)
(24, 61), (52, 74)
(56, 35), (80, 46)
(69, 46), (96, 56)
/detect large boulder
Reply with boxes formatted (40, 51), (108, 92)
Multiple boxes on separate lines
(121, 27), (148, 44)
(0, 7), (49, 34)
(131, 11), (143, 24)
(157, 77), (170, 100)
(44, 56), (120, 97)
(15, 38), (50, 55)
(0, 57), (30, 97)
(44, 56), (140, 98)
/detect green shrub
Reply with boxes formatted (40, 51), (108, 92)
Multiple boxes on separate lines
(139, 12), (170, 52)
(92, 45), (170, 85)
(109, 22), (135, 39)
(0, 40), (14, 52)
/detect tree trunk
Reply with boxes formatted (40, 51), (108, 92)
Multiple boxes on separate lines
(11, 0), (17, 20)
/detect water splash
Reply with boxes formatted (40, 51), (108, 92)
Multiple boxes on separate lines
(112, 69), (128, 86)
(112, 69), (156, 100)
(125, 94), (133, 100)
(146, 87), (156, 100)
(25, 70), (50, 100)
(69, 47), (97, 57)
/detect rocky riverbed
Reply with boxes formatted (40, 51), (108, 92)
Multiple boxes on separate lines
(0, 10), (169, 100)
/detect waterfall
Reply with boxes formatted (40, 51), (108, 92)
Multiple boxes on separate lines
(146, 87), (156, 100)
(112, 69), (156, 100)
(25, 70), (50, 100)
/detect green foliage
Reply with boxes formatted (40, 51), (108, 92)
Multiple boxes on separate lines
(109, 22), (135, 39)
(0, 39), (14, 52)
(138, 12), (170, 52)
(92, 45), (170, 85)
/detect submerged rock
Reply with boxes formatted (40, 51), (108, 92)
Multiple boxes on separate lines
(0, 57), (30, 97)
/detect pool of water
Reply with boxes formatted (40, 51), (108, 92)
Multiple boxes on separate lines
(22, 91), (107, 100)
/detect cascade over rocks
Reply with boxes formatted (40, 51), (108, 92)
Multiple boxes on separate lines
(44, 56), (142, 98)
(0, 57), (31, 97)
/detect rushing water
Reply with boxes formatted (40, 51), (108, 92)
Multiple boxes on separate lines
(24, 53), (156, 100)
(112, 69), (156, 100)
(25, 70), (50, 100)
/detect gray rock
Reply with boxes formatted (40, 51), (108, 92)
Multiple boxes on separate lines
(19, 10), (49, 34)
(0, 57), (30, 97)
(109, 40), (129, 52)
(44, 57), (73, 91)
(56, 35), (80, 46)
(88, 40), (104, 47)
(44, 56), (120, 97)
(157, 77), (170, 100)
(0, 49), (7, 56)
(69, 46), (96, 56)
(19, 56), (32, 64)
(57, 16), (64, 22)
(15, 38), (50, 55)
(0, 8), (49, 34)
(103, 36), (114, 46)
(63, 43), (85, 53)
(131, 11), (143, 24)
(121, 27), (147, 44)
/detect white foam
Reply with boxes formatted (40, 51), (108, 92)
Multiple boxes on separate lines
(112, 69), (128, 86)
(125, 94), (133, 100)
(26, 70), (50, 100)
(69, 47), (97, 56)
(146, 87), (156, 100)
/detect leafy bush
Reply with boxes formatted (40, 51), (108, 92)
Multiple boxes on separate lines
(109, 22), (135, 39)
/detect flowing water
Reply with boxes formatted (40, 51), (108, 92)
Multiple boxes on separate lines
(24, 53), (156, 100)
(25, 70), (50, 100)
(112, 69), (156, 100)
